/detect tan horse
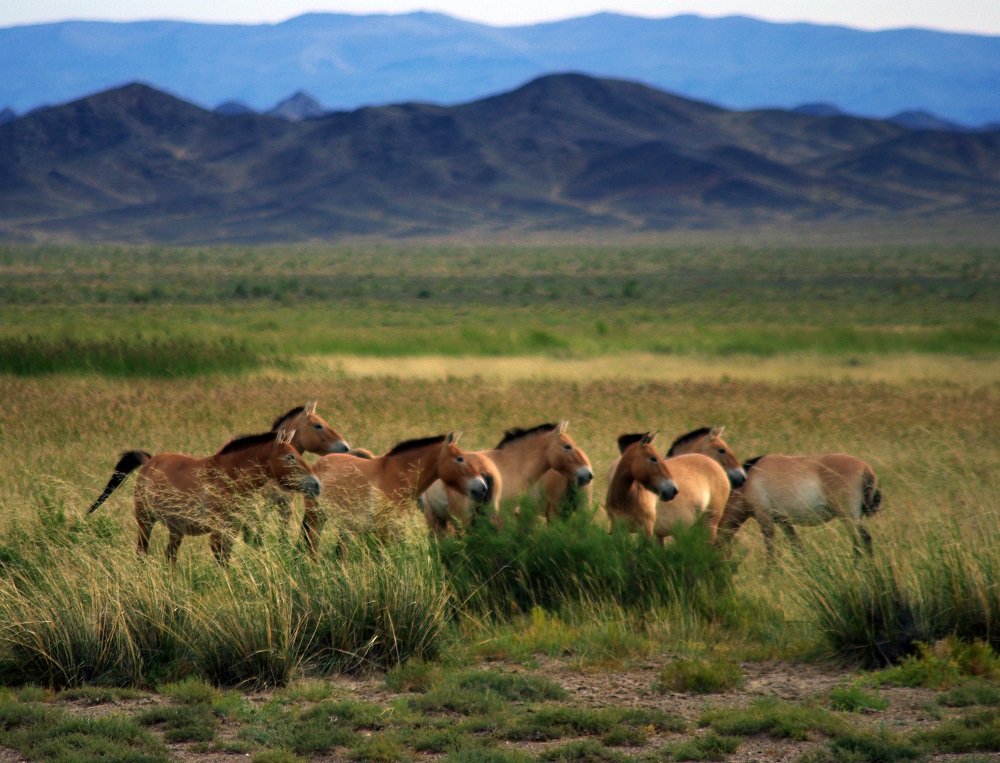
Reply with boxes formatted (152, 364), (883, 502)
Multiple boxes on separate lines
(718, 453), (882, 556)
(88, 429), (320, 565)
(423, 451), (503, 535)
(302, 432), (489, 552)
(604, 432), (679, 542)
(605, 426), (740, 543)
(256, 402), (350, 537)
(420, 421), (593, 526)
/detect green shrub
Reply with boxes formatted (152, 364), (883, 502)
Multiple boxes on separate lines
(659, 731), (741, 761)
(699, 698), (849, 741)
(828, 683), (889, 713)
(654, 657), (744, 694)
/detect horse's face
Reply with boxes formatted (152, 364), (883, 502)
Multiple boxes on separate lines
(624, 433), (678, 502)
(436, 434), (489, 502)
(546, 421), (594, 487)
(269, 432), (321, 497)
(701, 426), (746, 488)
(294, 404), (350, 455)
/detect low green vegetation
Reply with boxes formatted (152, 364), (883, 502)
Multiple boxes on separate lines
(654, 657), (744, 694)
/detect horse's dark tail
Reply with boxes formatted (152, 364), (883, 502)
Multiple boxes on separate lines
(861, 468), (882, 516)
(88, 450), (151, 514)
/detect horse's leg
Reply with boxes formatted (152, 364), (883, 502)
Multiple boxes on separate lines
(854, 523), (873, 557)
(165, 529), (183, 567)
(775, 516), (802, 553)
(756, 512), (779, 562)
(210, 532), (233, 565)
(135, 495), (154, 557)
(300, 496), (324, 556)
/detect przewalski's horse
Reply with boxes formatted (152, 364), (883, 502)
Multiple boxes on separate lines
(420, 421), (593, 525)
(256, 402), (350, 537)
(718, 453), (882, 557)
(302, 432), (488, 553)
(647, 426), (744, 542)
(423, 451), (503, 535)
(604, 432), (679, 542)
(88, 429), (320, 565)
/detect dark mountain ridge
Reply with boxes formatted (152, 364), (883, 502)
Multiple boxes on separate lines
(1, 75), (998, 243)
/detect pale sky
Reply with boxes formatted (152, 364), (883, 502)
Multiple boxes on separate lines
(2, 0), (1000, 35)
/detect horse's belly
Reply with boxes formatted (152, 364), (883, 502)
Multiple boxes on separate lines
(762, 484), (833, 525)
(654, 501), (700, 536)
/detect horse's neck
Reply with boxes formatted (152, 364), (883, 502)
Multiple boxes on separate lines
(378, 446), (441, 502)
(670, 436), (705, 458)
(486, 437), (550, 494)
(210, 446), (271, 488)
(606, 459), (638, 513)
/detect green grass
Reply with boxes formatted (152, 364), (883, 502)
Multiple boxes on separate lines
(699, 697), (850, 741)
(828, 683), (889, 713)
(653, 657), (744, 694)
(657, 731), (741, 761)
(916, 708), (1000, 753)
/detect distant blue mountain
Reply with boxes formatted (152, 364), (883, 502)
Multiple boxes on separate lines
(1, 12), (998, 125)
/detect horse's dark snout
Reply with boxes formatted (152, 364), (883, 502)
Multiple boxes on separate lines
(328, 440), (351, 454)
(727, 468), (747, 488)
(468, 477), (489, 502)
(658, 480), (679, 502)
(301, 476), (322, 497)
(576, 467), (594, 486)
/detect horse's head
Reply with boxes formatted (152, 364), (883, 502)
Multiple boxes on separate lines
(618, 431), (678, 502)
(545, 420), (594, 487)
(435, 431), (489, 502)
(701, 426), (746, 488)
(291, 401), (350, 455)
(269, 429), (321, 497)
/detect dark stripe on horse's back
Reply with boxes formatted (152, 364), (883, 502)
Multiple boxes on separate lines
(667, 427), (711, 457)
(742, 455), (766, 471)
(217, 431), (277, 455)
(495, 423), (557, 449)
(617, 433), (647, 454)
(385, 434), (446, 457)
(271, 406), (305, 430)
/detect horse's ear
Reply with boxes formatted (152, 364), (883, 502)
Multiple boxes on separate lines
(307, 401), (317, 414)
(446, 431), (463, 445)
(275, 429), (286, 442)
(641, 431), (658, 445)
(710, 425), (725, 439)
(557, 420), (569, 434)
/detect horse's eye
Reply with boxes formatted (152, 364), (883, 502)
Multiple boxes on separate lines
(314, 424), (323, 430)
(718, 448), (726, 454)
(285, 454), (296, 463)
(563, 444), (572, 451)
(455, 456), (464, 464)
(649, 456), (657, 463)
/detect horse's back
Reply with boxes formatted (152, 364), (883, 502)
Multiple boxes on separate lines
(137, 452), (208, 495)
(744, 453), (871, 523)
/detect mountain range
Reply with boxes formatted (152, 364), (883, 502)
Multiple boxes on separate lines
(2, 74), (998, 243)
(1, 12), (999, 127)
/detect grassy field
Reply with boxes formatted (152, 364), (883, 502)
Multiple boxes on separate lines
(0, 242), (998, 761)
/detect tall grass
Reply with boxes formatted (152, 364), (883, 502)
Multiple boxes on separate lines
(436, 503), (735, 616)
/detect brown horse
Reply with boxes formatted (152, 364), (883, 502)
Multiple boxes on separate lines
(88, 429), (320, 565)
(718, 453), (882, 556)
(420, 421), (593, 525)
(604, 432), (679, 542)
(255, 402), (350, 537)
(301, 432), (489, 552)
(422, 451), (503, 535)
(605, 426), (741, 543)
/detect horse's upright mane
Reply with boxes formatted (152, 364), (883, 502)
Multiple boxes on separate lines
(217, 431), (278, 455)
(742, 455), (766, 471)
(385, 434), (446, 457)
(271, 406), (305, 430)
(667, 427), (711, 457)
(495, 423), (557, 449)
(617, 433), (647, 454)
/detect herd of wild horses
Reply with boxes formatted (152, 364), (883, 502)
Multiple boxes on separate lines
(88, 402), (882, 564)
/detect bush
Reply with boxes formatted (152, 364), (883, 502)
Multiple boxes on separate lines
(654, 657), (744, 694)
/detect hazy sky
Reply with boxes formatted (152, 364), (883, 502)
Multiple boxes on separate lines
(2, 0), (1000, 35)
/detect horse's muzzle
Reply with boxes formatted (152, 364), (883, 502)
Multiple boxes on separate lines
(576, 467), (594, 486)
(727, 468), (747, 488)
(658, 480), (679, 502)
(300, 476), (322, 497)
(327, 440), (350, 454)
(467, 477), (489, 502)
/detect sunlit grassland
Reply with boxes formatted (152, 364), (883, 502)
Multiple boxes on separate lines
(0, 241), (997, 696)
